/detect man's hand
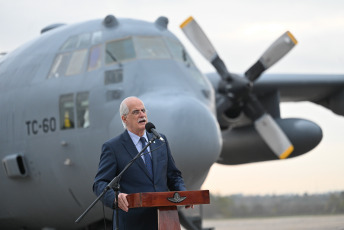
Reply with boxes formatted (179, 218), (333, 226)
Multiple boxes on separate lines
(185, 205), (194, 209)
(115, 193), (129, 212)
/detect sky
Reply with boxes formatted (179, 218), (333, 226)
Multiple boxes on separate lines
(1, 0), (344, 195)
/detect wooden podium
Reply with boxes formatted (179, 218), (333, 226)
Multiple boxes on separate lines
(127, 190), (210, 230)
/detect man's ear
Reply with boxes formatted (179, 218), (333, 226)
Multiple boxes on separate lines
(121, 115), (127, 124)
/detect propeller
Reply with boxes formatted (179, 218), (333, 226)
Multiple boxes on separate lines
(180, 16), (297, 159)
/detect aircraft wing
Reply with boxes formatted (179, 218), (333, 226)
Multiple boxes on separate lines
(256, 73), (344, 109)
(207, 72), (344, 116)
(206, 72), (344, 165)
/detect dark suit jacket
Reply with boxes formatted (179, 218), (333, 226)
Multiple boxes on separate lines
(93, 130), (186, 230)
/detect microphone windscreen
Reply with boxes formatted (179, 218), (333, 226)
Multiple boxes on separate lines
(145, 122), (155, 133)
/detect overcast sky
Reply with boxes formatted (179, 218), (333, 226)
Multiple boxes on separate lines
(1, 0), (344, 195)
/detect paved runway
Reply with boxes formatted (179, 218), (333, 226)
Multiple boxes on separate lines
(182, 214), (344, 230)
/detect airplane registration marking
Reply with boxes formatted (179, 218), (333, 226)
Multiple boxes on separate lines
(25, 117), (57, 135)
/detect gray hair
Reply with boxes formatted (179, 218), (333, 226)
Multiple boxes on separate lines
(119, 96), (144, 129)
(119, 98), (129, 129)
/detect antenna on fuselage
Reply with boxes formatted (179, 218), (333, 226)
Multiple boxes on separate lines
(103, 15), (119, 28)
(41, 23), (66, 34)
(155, 16), (168, 30)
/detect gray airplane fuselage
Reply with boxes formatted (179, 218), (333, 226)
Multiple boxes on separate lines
(0, 16), (222, 229)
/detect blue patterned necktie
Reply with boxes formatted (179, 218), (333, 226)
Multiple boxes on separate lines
(140, 137), (153, 176)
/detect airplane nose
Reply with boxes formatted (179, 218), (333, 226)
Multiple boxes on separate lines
(141, 95), (222, 189)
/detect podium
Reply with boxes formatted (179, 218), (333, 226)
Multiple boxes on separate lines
(127, 190), (210, 230)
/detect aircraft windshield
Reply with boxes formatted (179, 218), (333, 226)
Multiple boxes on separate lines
(105, 36), (194, 65)
(48, 34), (196, 78)
(105, 37), (135, 64)
(134, 37), (170, 59)
(48, 31), (103, 78)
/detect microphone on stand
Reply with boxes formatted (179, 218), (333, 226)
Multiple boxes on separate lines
(145, 122), (165, 142)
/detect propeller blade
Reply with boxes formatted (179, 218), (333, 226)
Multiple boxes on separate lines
(180, 16), (217, 62)
(244, 94), (294, 159)
(255, 113), (294, 159)
(180, 17), (232, 81)
(180, 16), (250, 92)
(245, 31), (298, 82)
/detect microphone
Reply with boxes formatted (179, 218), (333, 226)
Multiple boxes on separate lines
(145, 122), (165, 142)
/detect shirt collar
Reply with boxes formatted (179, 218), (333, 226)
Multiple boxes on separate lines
(127, 130), (148, 146)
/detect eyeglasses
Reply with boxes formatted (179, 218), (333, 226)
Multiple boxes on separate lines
(131, 108), (147, 115)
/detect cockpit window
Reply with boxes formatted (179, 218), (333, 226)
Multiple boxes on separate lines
(60, 33), (91, 51)
(105, 37), (135, 64)
(48, 53), (71, 78)
(164, 38), (184, 62)
(134, 37), (170, 59)
(78, 33), (91, 48)
(60, 36), (78, 51)
(88, 45), (102, 71)
(91, 31), (102, 45)
(66, 49), (88, 76)
(105, 36), (196, 66)
(48, 31), (103, 78)
(164, 37), (195, 67)
(48, 33), (198, 78)
(105, 36), (175, 65)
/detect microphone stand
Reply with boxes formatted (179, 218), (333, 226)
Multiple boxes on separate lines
(75, 136), (157, 229)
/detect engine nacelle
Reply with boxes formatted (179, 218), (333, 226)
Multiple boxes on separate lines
(217, 118), (322, 165)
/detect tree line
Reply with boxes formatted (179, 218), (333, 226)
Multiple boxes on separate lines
(203, 191), (344, 219)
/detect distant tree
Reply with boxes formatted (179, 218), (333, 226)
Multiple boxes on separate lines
(203, 191), (344, 219)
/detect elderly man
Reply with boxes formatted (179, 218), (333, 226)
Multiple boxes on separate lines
(93, 96), (187, 230)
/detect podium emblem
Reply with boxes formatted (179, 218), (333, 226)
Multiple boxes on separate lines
(167, 192), (187, 203)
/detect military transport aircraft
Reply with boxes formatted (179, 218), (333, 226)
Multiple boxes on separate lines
(1, 14), (344, 230)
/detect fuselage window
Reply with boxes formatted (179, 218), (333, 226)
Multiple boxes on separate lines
(105, 37), (135, 64)
(88, 45), (102, 71)
(59, 94), (75, 130)
(48, 53), (71, 78)
(76, 92), (90, 128)
(66, 49), (88, 76)
(134, 37), (170, 59)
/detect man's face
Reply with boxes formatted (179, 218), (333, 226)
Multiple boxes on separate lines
(122, 98), (147, 136)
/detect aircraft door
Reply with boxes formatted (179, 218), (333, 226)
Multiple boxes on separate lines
(58, 91), (98, 208)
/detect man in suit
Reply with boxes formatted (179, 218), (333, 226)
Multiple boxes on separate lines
(93, 96), (188, 230)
